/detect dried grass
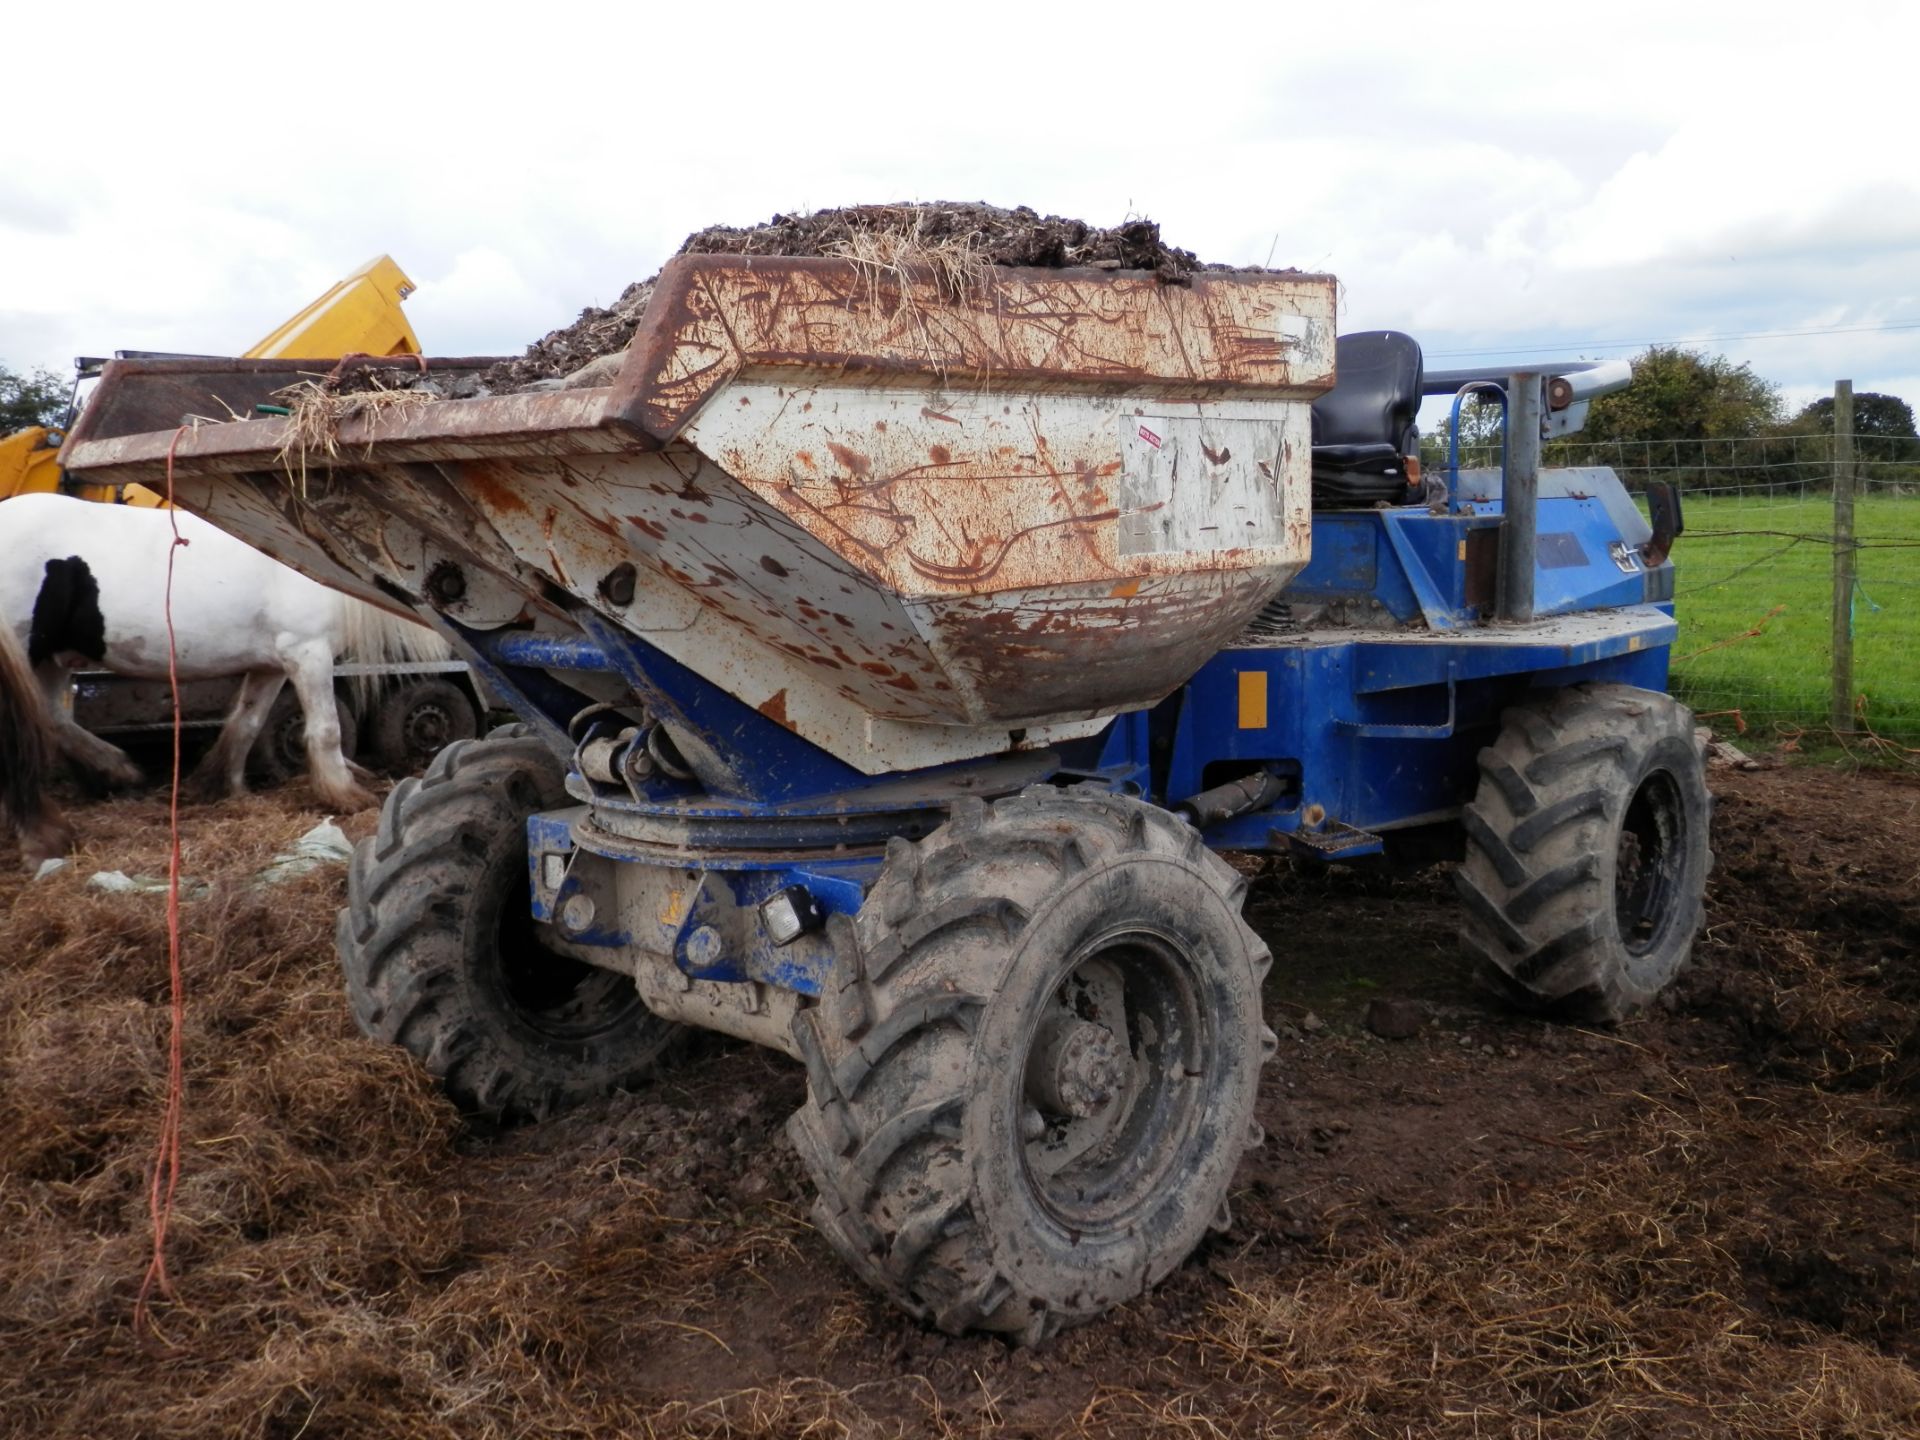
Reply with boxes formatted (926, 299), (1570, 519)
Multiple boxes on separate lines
(1186, 1078), (1920, 1437)
(0, 767), (1915, 1438)
(272, 379), (438, 495)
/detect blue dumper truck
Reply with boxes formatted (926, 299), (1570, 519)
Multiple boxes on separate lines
(63, 254), (1706, 1343)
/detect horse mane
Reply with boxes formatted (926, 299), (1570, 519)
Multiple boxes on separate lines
(335, 597), (453, 708)
(0, 609), (70, 862)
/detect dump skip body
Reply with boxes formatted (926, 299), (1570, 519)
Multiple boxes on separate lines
(63, 256), (1337, 773)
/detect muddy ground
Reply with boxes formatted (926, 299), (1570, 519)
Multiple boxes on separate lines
(2, 759), (1917, 1438)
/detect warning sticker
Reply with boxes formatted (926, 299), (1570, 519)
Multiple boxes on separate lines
(1137, 423), (1163, 450)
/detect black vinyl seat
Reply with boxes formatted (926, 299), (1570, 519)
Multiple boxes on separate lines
(1310, 330), (1424, 506)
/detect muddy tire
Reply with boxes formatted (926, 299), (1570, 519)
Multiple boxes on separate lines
(338, 731), (681, 1122)
(367, 676), (479, 774)
(250, 688), (357, 785)
(788, 787), (1275, 1343)
(1457, 684), (1711, 1023)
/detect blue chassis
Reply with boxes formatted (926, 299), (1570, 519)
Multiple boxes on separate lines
(460, 489), (1675, 1006)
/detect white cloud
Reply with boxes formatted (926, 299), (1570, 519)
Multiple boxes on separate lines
(3, 0), (1916, 415)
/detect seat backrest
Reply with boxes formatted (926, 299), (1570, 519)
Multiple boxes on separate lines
(1311, 331), (1424, 454)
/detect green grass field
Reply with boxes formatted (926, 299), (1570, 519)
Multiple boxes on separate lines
(1664, 489), (1920, 745)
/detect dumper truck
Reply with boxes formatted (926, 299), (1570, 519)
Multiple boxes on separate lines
(62, 253), (1708, 1343)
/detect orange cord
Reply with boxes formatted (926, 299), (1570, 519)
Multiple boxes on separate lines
(134, 428), (192, 1337)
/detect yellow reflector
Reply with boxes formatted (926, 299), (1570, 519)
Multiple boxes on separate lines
(1238, 671), (1268, 729)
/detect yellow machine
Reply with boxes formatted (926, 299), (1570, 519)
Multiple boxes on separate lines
(1, 255), (420, 505)
(244, 255), (420, 362)
(0, 424), (69, 502)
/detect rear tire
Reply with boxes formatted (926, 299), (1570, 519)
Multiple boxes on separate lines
(789, 787), (1275, 1343)
(1456, 684), (1711, 1022)
(367, 676), (479, 774)
(337, 731), (682, 1122)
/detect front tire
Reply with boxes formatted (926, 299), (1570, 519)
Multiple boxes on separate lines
(789, 787), (1275, 1343)
(338, 731), (682, 1122)
(1456, 683), (1712, 1022)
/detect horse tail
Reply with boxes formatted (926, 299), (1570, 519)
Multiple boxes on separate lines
(0, 609), (71, 865)
(335, 596), (452, 709)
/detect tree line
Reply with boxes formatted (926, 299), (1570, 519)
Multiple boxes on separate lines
(1424, 346), (1918, 489)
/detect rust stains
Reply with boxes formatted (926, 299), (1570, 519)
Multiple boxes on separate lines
(760, 555), (790, 577)
(929, 444), (951, 466)
(758, 689), (789, 725)
(921, 407), (961, 425)
(1202, 443), (1232, 465)
(825, 441), (872, 478)
(462, 462), (532, 517)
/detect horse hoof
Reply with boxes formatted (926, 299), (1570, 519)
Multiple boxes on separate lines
(320, 783), (378, 813)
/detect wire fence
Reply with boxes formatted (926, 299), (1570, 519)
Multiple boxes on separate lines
(1439, 425), (1920, 752)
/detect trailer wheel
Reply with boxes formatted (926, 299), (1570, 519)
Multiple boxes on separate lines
(788, 787), (1275, 1343)
(1457, 684), (1711, 1023)
(338, 731), (681, 1122)
(249, 688), (357, 785)
(367, 676), (479, 774)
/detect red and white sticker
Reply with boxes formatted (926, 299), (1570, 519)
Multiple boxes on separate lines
(1137, 423), (1163, 450)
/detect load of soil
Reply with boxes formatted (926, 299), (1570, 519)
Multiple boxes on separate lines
(476, 202), (1225, 392)
(5, 758), (1918, 1437)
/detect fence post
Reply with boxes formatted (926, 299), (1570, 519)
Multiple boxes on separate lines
(1829, 380), (1857, 735)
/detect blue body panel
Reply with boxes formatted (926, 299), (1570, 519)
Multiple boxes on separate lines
(474, 475), (1676, 998)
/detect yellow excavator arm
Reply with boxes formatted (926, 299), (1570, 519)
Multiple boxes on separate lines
(2, 254), (421, 505)
(246, 254), (421, 360)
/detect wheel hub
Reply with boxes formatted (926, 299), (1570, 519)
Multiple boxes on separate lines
(406, 702), (452, 753)
(1029, 1016), (1126, 1118)
(1021, 955), (1143, 1180)
(1616, 768), (1684, 956)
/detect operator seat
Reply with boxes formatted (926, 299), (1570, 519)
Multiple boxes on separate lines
(1310, 330), (1424, 507)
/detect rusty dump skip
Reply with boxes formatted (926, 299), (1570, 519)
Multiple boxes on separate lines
(62, 257), (1337, 775)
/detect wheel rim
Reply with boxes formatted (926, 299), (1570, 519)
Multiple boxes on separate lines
(1615, 769), (1687, 957)
(481, 859), (648, 1043)
(402, 700), (454, 760)
(1017, 929), (1208, 1232)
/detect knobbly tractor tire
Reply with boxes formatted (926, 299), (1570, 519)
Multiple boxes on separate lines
(338, 730), (680, 1122)
(1457, 683), (1712, 1023)
(789, 787), (1276, 1344)
(367, 676), (479, 774)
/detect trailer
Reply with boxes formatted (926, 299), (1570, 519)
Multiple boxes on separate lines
(62, 253), (1708, 1343)
(68, 657), (494, 780)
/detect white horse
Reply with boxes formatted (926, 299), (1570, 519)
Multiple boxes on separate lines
(0, 492), (448, 813)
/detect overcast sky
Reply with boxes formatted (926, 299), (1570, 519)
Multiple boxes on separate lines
(5, 2), (1916, 422)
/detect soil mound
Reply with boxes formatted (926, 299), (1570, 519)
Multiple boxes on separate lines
(477, 201), (1224, 392)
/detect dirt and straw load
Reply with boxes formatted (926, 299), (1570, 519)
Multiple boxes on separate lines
(320, 203), (1234, 405)
(3, 757), (1919, 1438)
